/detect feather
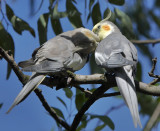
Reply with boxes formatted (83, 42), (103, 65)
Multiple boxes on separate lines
(6, 73), (46, 113)
(115, 66), (142, 128)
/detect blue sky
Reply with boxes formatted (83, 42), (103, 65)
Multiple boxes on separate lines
(0, 0), (160, 131)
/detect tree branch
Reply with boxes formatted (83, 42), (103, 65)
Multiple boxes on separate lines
(131, 39), (160, 44)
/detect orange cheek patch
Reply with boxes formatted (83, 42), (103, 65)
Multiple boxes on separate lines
(102, 25), (110, 31)
(84, 31), (92, 38)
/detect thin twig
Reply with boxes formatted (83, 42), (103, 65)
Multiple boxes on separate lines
(74, 85), (92, 97)
(148, 58), (160, 85)
(131, 39), (160, 44)
(101, 92), (120, 98)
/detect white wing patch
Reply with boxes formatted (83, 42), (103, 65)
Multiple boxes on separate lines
(95, 52), (108, 65)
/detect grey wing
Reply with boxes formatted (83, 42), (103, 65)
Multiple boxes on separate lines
(95, 33), (137, 69)
(21, 37), (74, 73)
(101, 53), (137, 68)
(22, 59), (64, 73)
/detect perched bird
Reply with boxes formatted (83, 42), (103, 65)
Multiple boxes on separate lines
(92, 19), (142, 127)
(7, 28), (100, 113)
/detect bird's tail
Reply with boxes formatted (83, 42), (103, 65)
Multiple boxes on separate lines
(115, 67), (142, 128)
(6, 73), (46, 113)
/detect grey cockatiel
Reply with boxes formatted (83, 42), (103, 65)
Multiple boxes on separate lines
(7, 28), (100, 113)
(92, 18), (142, 127)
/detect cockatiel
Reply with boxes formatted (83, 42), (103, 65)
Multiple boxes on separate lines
(7, 27), (100, 113)
(92, 19), (142, 128)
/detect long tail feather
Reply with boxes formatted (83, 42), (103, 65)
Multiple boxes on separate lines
(6, 73), (46, 113)
(115, 66), (142, 128)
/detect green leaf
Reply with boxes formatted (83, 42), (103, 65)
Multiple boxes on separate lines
(138, 94), (158, 116)
(63, 88), (73, 98)
(51, 107), (65, 119)
(0, 103), (3, 109)
(57, 97), (67, 109)
(6, 4), (35, 37)
(51, 18), (63, 35)
(89, 0), (95, 11)
(149, 11), (160, 28)
(50, 0), (56, 5)
(90, 114), (115, 130)
(75, 88), (85, 111)
(157, 97), (160, 102)
(0, 22), (15, 79)
(155, 0), (160, 7)
(38, 13), (49, 45)
(91, 2), (102, 26)
(114, 8), (134, 39)
(51, 3), (63, 35)
(108, 0), (125, 6)
(95, 124), (106, 131)
(66, 0), (83, 28)
(52, 3), (67, 19)
(130, 3), (150, 38)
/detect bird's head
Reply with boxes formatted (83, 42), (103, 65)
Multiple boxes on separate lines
(92, 21), (120, 40)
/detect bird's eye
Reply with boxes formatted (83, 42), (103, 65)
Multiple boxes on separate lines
(97, 25), (101, 29)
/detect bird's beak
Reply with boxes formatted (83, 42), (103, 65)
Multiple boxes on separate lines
(92, 28), (98, 36)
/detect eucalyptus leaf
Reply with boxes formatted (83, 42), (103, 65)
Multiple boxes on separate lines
(52, 3), (67, 19)
(91, 2), (102, 26)
(108, 0), (125, 5)
(0, 22), (15, 79)
(66, 0), (83, 28)
(75, 88), (85, 111)
(38, 13), (49, 45)
(155, 0), (160, 7)
(51, 18), (63, 35)
(114, 8), (134, 39)
(63, 88), (73, 98)
(51, 107), (65, 119)
(57, 97), (67, 109)
(89, 114), (115, 130)
(149, 11), (160, 28)
(89, 0), (95, 11)
(138, 94), (158, 116)
(6, 4), (35, 37)
(95, 124), (106, 131)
